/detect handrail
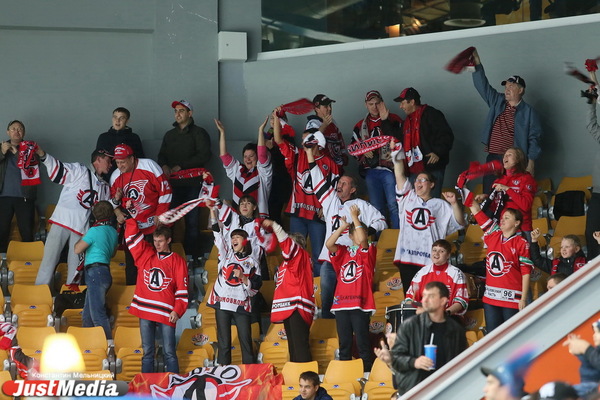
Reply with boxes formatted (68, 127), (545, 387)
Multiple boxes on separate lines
(401, 255), (600, 399)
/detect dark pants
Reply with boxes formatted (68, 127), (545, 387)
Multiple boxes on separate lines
(171, 184), (201, 258)
(125, 233), (153, 285)
(283, 310), (312, 362)
(586, 193), (600, 260)
(483, 302), (519, 333)
(215, 308), (254, 365)
(0, 196), (35, 252)
(336, 309), (373, 371)
(398, 263), (422, 296)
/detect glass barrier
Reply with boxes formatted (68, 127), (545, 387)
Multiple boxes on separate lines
(262, 0), (600, 52)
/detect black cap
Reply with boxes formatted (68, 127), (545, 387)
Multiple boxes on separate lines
(312, 94), (335, 107)
(393, 87), (420, 102)
(501, 75), (526, 88)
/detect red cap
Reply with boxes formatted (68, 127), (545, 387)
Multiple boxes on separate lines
(365, 90), (382, 102)
(113, 144), (134, 160)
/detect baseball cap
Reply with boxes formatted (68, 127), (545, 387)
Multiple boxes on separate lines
(113, 144), (134, 160)
(312, 94), (335, 107)
(501, 76), (526, 88)
(393, 87), (420, 102)
(365, 90), (382, 102)
(537, 381), (578, 400)
(171, 100), (193, 111)
(91, 149), (113, 163)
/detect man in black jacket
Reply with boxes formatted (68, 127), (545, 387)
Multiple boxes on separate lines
(375, 281), (467, 395)
(380, 88), (454, 198)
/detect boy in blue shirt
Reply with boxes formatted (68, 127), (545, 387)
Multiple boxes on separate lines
(74, 200), (118, 340)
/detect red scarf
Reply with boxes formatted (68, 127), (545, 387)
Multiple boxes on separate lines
(17, 141), (41, 186)
(403, 105), (427, 174)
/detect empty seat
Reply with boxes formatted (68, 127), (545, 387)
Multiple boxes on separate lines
(67, 326), (109, 371)
(6, 241), (45, 286)
(10, 284), (54, 327)
(323, 359), (364, 396)
(114, 326), (143, 381)
(177, 327), (216, 373)
(16, 326), (55, 360)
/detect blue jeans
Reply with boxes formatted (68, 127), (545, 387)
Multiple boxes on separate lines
(319, 261), (336, 319)
(365, 169), (399, 229)
(139, 318), (178, 373)
(409, 167), (446, 199)
(82, 264), (112, 340)
(483, 303), (519, 333)
(290, 216), (325, 277)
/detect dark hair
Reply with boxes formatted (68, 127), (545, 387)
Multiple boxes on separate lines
(417, 171), (436, 185)
(505, 147), (527, 174)
(153, 225), (172, 241)
(113, 107), (131, 120)
(237, 195), (259, 219)
(242, 143), (257, 156)
(7, 120), (25, 131)
(231, 229), (252, 254)
(503, 208), (523, 224)
(92, 200), (114, 221)
(547, 273), (567, 285)
(91, 149), (111, 163)
(299, 371), (320, 387)
(432, 239), (452, 254)
(340, 175), (359, 199)
(424, 281), (450, 299)
(562, 234), (582, 248)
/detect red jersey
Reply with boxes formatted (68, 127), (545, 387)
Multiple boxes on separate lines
(493, 170), (536, 231)
(329, 244), (376, 314)
(405, 262), (469, 315)
(278, 141), (339, 221)
(475, 211), (533, 309)
(111, 158), (172, 235)
(125, 219), (188, 326)
(271, 236), (315, 326)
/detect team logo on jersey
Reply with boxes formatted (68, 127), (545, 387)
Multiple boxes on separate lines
(299, 170), (314, 195)
(486, 251), (512, 277)
(124, 179), (148, 206)
(223, 263), (245, 286)
(144, 267), (172, 291)
(331, 214), (350, 234)
(406, 208), (436, 231)
(76, 189), (98, 209)
(340, 260), (363, 284)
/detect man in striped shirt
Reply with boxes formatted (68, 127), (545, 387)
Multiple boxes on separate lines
(471, 48), (542, 194)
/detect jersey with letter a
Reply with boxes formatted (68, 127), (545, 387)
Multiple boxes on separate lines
(125, 219), (188, 326)
(475, 211), (533, 309)
(394, 180), (462, 267)
(330, 244), (376, 314)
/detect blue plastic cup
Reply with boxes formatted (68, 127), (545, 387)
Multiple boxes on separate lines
(424, 344), (437, 370)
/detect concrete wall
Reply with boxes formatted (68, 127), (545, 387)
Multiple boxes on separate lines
(0, 0), (219, 208)
(242, 15), (600, 193)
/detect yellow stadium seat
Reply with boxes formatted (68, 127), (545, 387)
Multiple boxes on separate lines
(6, 241), (45, 286)
(375, 229), (399, 271)
(457, 224), (487, 267)
(67, 326), (109, 372)
(0, 370), (12, 400)
(258, 340), (289, 372)
(17, 326), (56, 360)
(114, 326), (143, 381)
(373, 291), (404, 317)
(177, 327), (217, 372)
(10, 284), (54, 327)
(323, 359), (364, 396)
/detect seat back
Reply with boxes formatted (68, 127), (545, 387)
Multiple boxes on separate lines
(375, 229), (400, 270)
(6, 241), (44, 263)
(264, 324), (288, 342)
(11, 284), (53, 309)
(309, 318), (337, 340)
(368, 357), (393, 383)
(114, 326), (142, 350)
(373, 291), (404, 317)
(323, 359), (364, 395)
(281, 361), (319, 385)
(17, 326), (56, 359)
(258, 340), (289, 372)
(67, 326), (108, 371)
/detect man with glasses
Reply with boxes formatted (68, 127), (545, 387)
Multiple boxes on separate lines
(158, 100), (211, 261)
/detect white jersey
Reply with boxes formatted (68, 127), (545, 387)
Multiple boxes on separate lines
(42, 153), (110, 235)
(310, 163), (387, 262)
(223, 152), (272, 219)
(394, 180), (462, 267)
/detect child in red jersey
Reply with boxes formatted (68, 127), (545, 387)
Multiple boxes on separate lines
(326, 205), (376, 371)
(263, 219), (315, 362)
(462, 188), (532, 333)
